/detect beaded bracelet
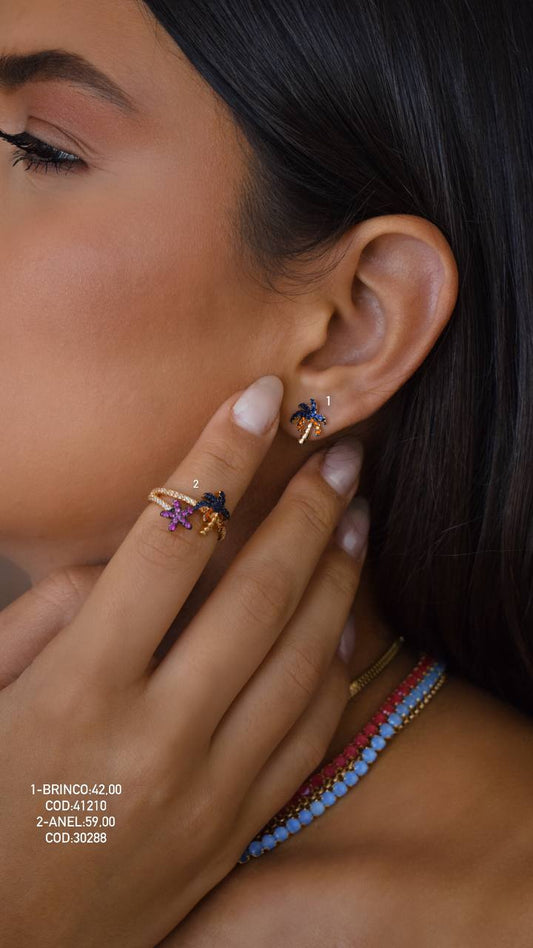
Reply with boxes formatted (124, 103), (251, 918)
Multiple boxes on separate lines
(238, 653), (447, 863)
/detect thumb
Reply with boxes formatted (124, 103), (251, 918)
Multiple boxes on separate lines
(0, 565), (105, 688)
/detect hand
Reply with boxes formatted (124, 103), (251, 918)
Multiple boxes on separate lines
(0, 375), (368, 948)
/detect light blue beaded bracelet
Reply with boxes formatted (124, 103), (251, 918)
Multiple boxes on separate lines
(238, 659), (447, 863)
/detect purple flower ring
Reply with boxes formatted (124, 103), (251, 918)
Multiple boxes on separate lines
(147, 487), (231, 542)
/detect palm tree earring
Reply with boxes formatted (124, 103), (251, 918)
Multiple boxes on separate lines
(289, 397), (328, 444)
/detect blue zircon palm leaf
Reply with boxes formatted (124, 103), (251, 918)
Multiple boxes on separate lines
(193, 490), (230, 519)
(290, 398), (327, 426)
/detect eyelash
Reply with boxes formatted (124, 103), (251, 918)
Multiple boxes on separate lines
(0, 128), (84, 175)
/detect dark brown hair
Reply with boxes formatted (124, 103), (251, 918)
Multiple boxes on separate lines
(141, 0), (533, 716)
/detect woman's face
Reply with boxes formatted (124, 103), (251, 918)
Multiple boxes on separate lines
(0, 0), (295, 578)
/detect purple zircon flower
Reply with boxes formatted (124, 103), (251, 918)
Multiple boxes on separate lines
(160, 499), (195, 532)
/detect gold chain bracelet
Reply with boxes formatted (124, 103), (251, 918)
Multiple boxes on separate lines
(348, 634), (405, 699)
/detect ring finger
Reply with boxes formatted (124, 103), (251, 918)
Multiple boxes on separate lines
(210, 517), (367, 786)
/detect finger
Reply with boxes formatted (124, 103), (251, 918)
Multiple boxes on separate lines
(0, 566), (105, 688)
(56, 376), (285, 685)
(148, 438), (364, 732)
(237, 656), (351, 858)
(210, 527), (367, 784)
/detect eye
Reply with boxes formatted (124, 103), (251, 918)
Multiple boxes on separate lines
(0, 128), (85, 175)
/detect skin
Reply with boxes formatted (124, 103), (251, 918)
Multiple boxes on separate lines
(1, 1), (532, 944)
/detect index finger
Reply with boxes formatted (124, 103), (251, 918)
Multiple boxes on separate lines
(53, 376), (285, 685)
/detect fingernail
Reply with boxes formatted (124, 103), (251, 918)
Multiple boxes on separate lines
(232, 376), (284, 436)
(336, 612), (356, 664)
(320, 437), (364, 496)
(336, 496), (370, 558)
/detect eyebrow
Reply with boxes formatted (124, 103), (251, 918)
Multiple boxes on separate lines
(0, 49), (139, 115)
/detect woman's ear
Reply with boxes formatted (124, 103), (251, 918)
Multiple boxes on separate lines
(281, 214), (459, 438)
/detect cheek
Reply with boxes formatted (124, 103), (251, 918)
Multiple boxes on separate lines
(0, 181), (241, 541)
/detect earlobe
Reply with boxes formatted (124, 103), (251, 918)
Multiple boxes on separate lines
(285, 214), (459, 437)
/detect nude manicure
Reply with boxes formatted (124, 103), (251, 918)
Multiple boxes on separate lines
(320, 438), (364, 496)
(232, 375), (284, 435)
(336, 496), (371, 558)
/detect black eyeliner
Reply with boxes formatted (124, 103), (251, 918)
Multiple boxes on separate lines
(0, 128), (69, 156)
(0, 126), (84, 174)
